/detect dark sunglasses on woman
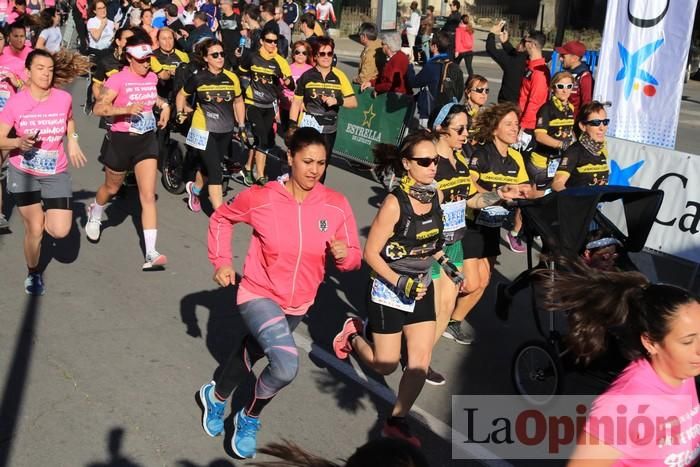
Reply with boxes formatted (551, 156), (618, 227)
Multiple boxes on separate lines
(409, 156), (440, 167)
(583, 118), (610, 127)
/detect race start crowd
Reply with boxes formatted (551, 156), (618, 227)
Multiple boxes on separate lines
(1, 0), (700, 465)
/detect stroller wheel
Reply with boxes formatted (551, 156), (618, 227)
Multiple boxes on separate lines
(161, 144), (186, 194)
(512, 340), (563, 405)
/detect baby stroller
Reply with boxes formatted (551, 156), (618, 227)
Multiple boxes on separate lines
(509, 185), (664, 405)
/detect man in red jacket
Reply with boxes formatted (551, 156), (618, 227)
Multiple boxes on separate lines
(518, 30), (550, 134)
(557, 40), (593, 116)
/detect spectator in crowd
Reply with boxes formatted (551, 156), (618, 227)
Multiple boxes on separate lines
(485, 20), (527, 104)
(354, 22), (384, 86)
(87, 0), (116, 58)
(73, 0), (90, 52)
(407, 31), (462, 128)
(557, 40), (593, 116)
(240, 4), (262, 55)
(404, 1), (420, 52)
(366, 32), (410, 96)
(282, 0), (299, 27)
(315, 0), (335, 30)
(35, 7), (62, 53)
(419, 5), (434, 62)
(179, 0), (196, 26)
(299, 11), (321, 50)
(162, 3), (183, 32)
(454, 13), (473, 78)
(280, 39), (312, 134)
(259, 0), (275, 26)
(7, 0), (28, 25)
(518, 31), (549, 134)
(141, 8), (158, 48)
(178, 11), (215, 53)
(218, 0), (241, 68)
(447, 0), (461, 25)
(275, 5), (291, 51)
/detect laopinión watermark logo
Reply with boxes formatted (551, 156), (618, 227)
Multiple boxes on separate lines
(451, 395), (700, 462)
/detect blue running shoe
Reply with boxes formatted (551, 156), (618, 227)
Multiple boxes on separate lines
(231, 408), (260, 458)
(24, 272), (45, 296)
(199, 381), (225, 437)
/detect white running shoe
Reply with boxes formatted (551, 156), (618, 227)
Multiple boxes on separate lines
(85, 203), (102, 241)
(143, 251), (168, 271)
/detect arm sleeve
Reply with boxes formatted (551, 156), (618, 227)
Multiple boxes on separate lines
(182, 73), (197, 96)
(579, 72), (593, 105)
(535, 104), (551, 132)
(356, 48), (377, 84)
(150, 56), (163, 74)
(103, 73), (121, 93)
(337, 70), (354, 97)
(510, 149), (530, 184)
(207, 188), (254, 271)
(557, 146), (578, 175)
(485, 33), (509, 69)
(373, 59), (394, 93)
(521, 71), (549, 129)
(334, 195), (362, 271)
(294, 72), (307, 98)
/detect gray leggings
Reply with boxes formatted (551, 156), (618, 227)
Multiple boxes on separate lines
(215, 298), (304, 414)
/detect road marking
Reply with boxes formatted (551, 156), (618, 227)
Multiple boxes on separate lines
(293, 331), (513, 467)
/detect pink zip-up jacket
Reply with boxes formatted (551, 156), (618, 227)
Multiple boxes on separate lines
(208, 180), (362, 309)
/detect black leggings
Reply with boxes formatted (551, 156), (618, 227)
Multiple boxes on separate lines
(454, 52), (474, 78)
(199, 131), (232, 185)
(319, 131), (336, 184)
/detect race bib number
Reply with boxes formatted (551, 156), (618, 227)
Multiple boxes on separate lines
(129, 111), (156, 134)
(300, 113), (323, 133)
(186, 127), (209, 150)
(475, 205), (510, 228)
(370, 277), (416, 313)
(547, 158), (560, 178)
(442, 199), (467, 233)
(0, 90), (10, 111)
(20, 148), (58, 175)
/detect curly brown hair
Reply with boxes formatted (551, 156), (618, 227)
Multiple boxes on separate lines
(472, 102), (521, 144)
(290, 40), (313, 65)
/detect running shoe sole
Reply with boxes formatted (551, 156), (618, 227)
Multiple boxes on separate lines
(441, 328), (474, 345)
(199, 382), (223, 437)
(143, 254), (168, 271)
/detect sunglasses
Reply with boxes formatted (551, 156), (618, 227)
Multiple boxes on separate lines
(470, 87), (489, 94)
(262, 37), (277, 44)
(555, 83), (574, 90)
(208, 51), (224, 58)
(409, 156), (440, 167)
(293, 49), (308, 56)
(316, 51), (333, 57)
(449, 125), (468, 135)
(583, 118), (610, 127)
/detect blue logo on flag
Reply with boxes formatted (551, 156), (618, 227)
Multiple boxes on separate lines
(609, 160), (645, 186)
(616, 38), (664, 99)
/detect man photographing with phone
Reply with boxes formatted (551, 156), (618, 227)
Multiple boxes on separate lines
(485, 20), (527, 104)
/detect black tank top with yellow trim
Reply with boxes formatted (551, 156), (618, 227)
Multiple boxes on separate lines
(380, 186), (443, 276)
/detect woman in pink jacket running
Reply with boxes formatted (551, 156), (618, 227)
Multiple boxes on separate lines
(197, 127), (362, 460)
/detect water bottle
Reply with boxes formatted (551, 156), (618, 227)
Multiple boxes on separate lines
(238, 36), (246, 50)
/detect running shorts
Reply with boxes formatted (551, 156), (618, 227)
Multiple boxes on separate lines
(99, 131), (158, 172)
(8, 163), (73, 209)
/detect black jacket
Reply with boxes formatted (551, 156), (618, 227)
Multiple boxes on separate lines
(485, 32), (528, 104)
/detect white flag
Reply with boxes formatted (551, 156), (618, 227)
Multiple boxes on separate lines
(594, 0), (698, 149)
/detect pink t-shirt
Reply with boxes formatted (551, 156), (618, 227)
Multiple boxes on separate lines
(586, 358), (700, 466)
(104, 68), (158, 133)
(281, 62), (312, 110)
(3, 45), (31, 62)
(0, 88), (72, 176)
(0, 52), (24, 110)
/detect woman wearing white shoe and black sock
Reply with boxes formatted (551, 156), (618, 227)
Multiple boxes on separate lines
(86, 29), (172, 270)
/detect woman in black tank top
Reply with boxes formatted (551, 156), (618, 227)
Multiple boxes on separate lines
(332, 130), (462, 447)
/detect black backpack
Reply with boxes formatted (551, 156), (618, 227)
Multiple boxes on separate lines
(435, 60), (463, 110)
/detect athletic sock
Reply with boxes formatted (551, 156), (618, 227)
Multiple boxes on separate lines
(144, 229), (157, 255)
(91, 201), (105, 219)
(210, 387), (226, 404)
(510, 230), (519, 237)
(192, 184), (201, 196)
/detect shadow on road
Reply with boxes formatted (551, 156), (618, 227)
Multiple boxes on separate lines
(0, 295), (40, 467)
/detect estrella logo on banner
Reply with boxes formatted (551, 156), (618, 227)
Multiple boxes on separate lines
(616, 38), (664, 99)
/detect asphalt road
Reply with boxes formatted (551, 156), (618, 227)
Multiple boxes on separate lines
(0, 53), (695, 467)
